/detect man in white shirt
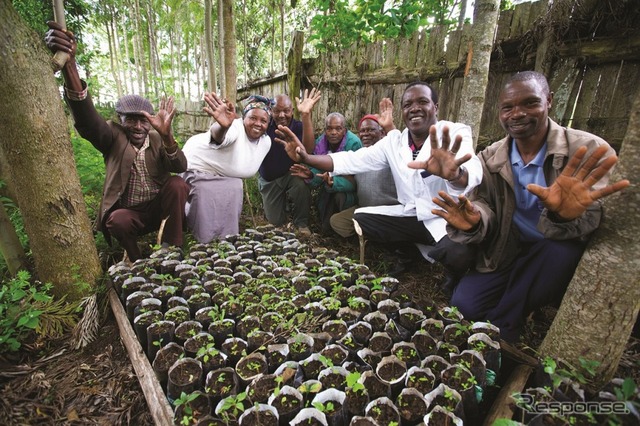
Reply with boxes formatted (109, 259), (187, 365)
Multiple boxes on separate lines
(276, 82), (482, 279)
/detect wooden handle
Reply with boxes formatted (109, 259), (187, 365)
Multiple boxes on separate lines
(51, 0), (69, 71)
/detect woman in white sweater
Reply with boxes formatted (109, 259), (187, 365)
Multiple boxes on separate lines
(182, 93), (272, 243)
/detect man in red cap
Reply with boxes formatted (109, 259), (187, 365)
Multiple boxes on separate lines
(329, 114), (398, 237)
(45, 22), (189, 261)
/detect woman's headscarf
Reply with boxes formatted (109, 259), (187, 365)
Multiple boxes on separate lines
(243, 95), (273, 118)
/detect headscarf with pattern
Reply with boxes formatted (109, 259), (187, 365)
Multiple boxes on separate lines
(243, 95), (273, 118)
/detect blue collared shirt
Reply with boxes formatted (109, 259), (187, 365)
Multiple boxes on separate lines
(510, 140), (547, 242)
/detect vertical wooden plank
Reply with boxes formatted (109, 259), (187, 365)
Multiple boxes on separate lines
(570, 67), (600, 133)
(384, 39), (398, 68)
(427, 25), (447, 68)
(407, 30), (422, 70)
(548, 58), (581, 123)
(601, 62), (640, 150)
(393, 82), (405, 131)
(510, 2), (532, 39)
(527, 0), (549, 28)
(478, 71), (511, 147)
(396, 36), (411, 72)
(495, 9), (514, 42)
(445, 29), (463, 69)
(415, 29), (429, 69)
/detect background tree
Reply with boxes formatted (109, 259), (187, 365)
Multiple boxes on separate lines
(221, 0), (237, 104)
(204, 0), (217, 93)
(539, 89), (640, 390)
(0, 0), (101, 300)
(456, 0), (500, 147)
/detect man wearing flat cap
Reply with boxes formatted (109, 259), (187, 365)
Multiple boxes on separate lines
(45, 22), (189, 261)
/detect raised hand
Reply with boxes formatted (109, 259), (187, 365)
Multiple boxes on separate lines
(377, 98), (395, 133)
(44, 21), (76, 57)
(432, 191), (481, 231)
(203, 92), (236, 128)
(407, 125), (471, 180)
(295, 88), (322, 115)
(290, 163), (313, 179)
(275, 125), (308, 163)
(142, 96), (176, 138)
(527, 145), (630, 221)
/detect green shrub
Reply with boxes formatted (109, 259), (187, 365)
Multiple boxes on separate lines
(0, 271), (52, 353)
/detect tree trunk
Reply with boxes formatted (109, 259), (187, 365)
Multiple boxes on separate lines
(456, 0), (500, 148)
(458, 0), (469, 29)
(221, 0), (237, 105)
(118, 7), (135, 95)
(0, 0), (100, 300)
(539, 89), (640, 390)
(287, 30), (304, 104)
(280, 0), (285, 70)
(104, 17), (123, 98)
(217, 0), (226, 98)
(204, 0), (217, 93)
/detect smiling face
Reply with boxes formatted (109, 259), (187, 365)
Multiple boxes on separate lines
(272, 95), (293, 128)
(243, 108), (270, 140)
(121, 114), (151, 147)
(498, 78), (552, 147)
(358, 118), (384, 147)
(401, 85), (438, 142)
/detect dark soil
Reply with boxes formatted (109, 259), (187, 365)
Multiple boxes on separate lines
(0, 221), (638, 425)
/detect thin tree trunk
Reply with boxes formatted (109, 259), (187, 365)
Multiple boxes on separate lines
(270, 1), (275, 72)
(132, 0), (148, 96)
(145, 0), (160, 98)
(0, 0), (100, 300)
(221, 0), (237, 104)
(242, 0), (247, 84)
(458, 0), (469, 29)
(456, 0), (500, 148)
(204, 0), (217, 93)
(104, 19), (123, 98)
(280, 0), (285, 70)
(118, 12), (135, 95)
(539, 89), (640, 390)
(217, 0), (226, 98)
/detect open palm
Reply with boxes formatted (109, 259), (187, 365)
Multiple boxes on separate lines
(203, 92), (236, 127)
(144, 96), (176, 138)
(528, 145), (630, 221)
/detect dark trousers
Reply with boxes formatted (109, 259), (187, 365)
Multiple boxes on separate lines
(106, 176), (189, 261)
(352, 212), (476, 275)
(450, 238), (586, 342)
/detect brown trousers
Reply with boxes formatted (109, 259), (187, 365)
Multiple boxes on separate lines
(105, 176), (189, 261)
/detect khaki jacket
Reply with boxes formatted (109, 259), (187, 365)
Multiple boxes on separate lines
(448, 119), (615, 273)
(66, 92), (187, 239)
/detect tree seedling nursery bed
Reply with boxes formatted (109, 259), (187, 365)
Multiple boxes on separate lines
(107, 226), (638, 425)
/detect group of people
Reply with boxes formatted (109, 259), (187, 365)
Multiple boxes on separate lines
(46, 22), (629, 342)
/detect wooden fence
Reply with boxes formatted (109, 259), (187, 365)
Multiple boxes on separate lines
(177, 0), (640, 151)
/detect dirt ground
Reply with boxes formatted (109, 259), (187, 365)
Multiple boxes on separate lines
(0, 227), (638, 425)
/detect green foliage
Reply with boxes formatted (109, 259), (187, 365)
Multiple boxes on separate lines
(542, 356), (599, 388)
(307, 0), (458, 51)
(70, 132), (105, 221)
(0, 181), (29, 278)
(346, 371), (365, 393)
(219, 392), (247, 420)
(0, 271), (52, 353)
(173, 391), (199, 425)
